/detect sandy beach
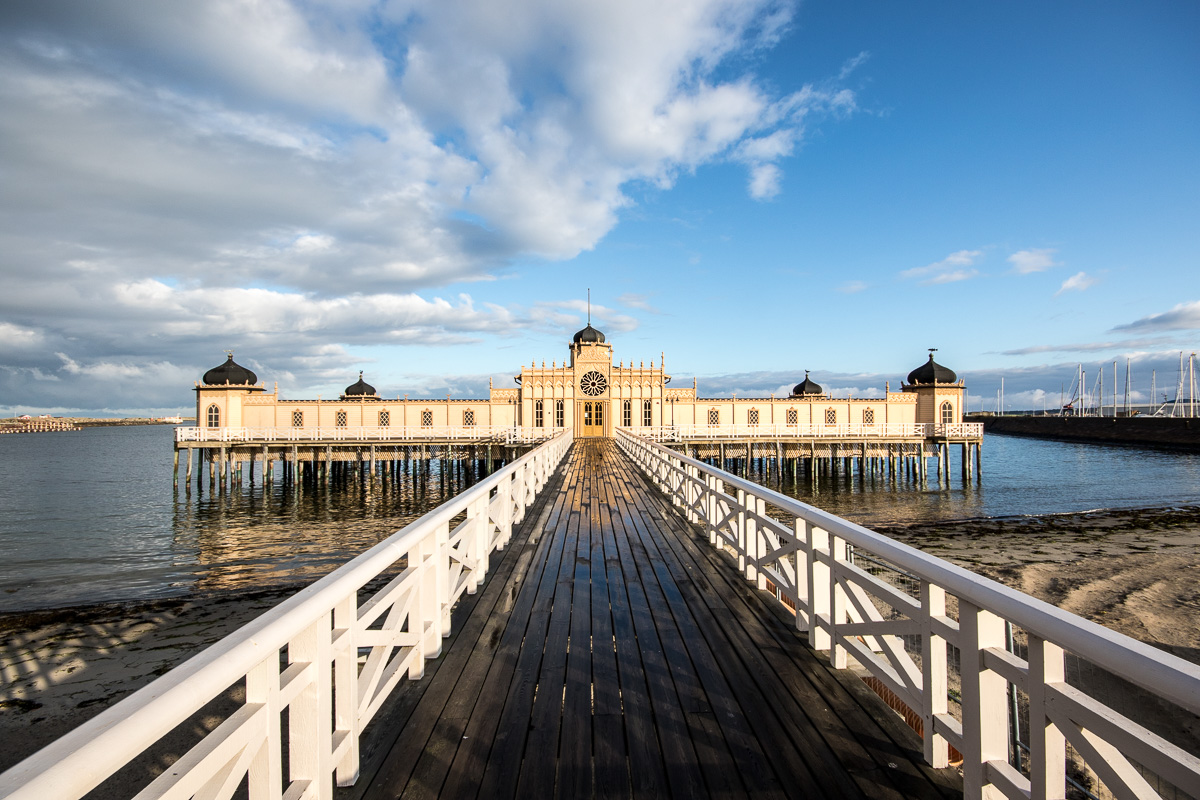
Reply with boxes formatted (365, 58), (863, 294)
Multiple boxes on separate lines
(2, 504), (1199, 784)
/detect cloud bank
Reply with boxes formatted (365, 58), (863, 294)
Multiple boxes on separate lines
(0, 0), (866, 412)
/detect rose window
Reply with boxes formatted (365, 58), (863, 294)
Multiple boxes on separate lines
(580, 370), (607, 396)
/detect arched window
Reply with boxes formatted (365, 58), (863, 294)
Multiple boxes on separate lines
(379, 410), (390, 427)
(786, 408), (798, 426)
(708, 408), (720, 426)
(555, 400), (564, 427)
(594, 403), (604, 427)
(825, 408), (837, 425)
(748, 408), (760, 426)
(535, 399), (544, 427)
(335, 410), (347, 427)
(941, 401), (954, 425)
(622, 400), (632, 427)
(863, 408), (875, 425)
(643, 400), (652, 427)
(206, 404), (220, 427)
(464, 409), (475, 426)
(292, 410), (304, 427)
(421, 409), (433, 427)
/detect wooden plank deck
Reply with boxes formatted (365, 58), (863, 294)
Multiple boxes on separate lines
(345, 439), (963, 799)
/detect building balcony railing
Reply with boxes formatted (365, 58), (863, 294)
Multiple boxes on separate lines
(175, 425), (559, 445)
(627, 422), (983, 441)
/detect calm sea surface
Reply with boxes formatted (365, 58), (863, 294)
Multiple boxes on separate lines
(1, 426), (1198, 612)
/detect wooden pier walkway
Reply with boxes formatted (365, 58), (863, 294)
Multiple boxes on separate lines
(346, 439), (962, 799)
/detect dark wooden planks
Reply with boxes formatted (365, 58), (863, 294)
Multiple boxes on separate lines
(610, 442), (961, 800)
(352, 439), (962, 800)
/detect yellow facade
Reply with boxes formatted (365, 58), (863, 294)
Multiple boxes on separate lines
(194, 331), (965, 436)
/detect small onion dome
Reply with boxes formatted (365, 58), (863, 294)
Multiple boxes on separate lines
(791, 371), (824, 397)
(907, 353), (958, 385)
(344, 371), (377, 397)
(573, 324), (606, 344)
(203, 353), (257, 386)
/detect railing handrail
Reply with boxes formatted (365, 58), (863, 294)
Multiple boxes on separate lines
(614, 428), (1199, 713)
(0, 429), (573, 800)
(174, 425), (559, 444)
(620, 422), (982, 440)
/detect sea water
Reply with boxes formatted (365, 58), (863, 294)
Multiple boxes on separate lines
(1, 426), (1197, 612)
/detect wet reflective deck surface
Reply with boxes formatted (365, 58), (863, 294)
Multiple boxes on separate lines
(349, 439), (961, 800)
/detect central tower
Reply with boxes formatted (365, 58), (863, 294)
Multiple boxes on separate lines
(571, 323), (612, 436)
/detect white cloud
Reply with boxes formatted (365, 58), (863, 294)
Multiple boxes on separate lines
(0, 321), (42, 347)
(747, 163), (783, 199)
(0, 0), (867, 411)
(900, 250), (983, 285)
(1113, 300), (1200, 332)
(1055, 271), (1096, 296)
(618, 293), (660, 313)
(1008, 248), (1060, 274)
(836, 280), (868, 293)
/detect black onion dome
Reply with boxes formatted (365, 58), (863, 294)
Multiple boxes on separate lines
(791, 371), (824, 397)
(203, 354), (257, 386)
(344, 371), (376, 396)
(573, 324), (606, 344)
(907, 353), (958, 385)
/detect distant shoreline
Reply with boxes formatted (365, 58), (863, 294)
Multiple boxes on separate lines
(0, 417), (193, 429)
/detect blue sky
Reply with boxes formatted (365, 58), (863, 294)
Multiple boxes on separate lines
(1, 0), (1197, 415)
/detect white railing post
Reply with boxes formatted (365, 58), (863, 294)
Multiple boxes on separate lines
(744, 491), (758, 584)
(1028, 636), (1067, 799)
(792, 516), (809, 632)
(246, 654), (283, 800)
(754, 496), (768, 591)
(288, 617), (333, 800)
(496, 474), (513, 549)
(921, 581), (949, 768)
(436, 520), (451, 638)
(960, 601), (1008, 799)
(828, 533), (848, 670)
(735, 488), (747, 573)
(807, 522), (831, 651)
(468, 494), (489, 592)
(332, 594), (359, 787)
(706, 475), (718, 545)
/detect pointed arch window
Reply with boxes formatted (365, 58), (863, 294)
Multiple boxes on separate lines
(864, 408), (875, 425)
(708, 408), (719, 426)
(825, 408), (837, 425)
(941, 401), (954, 425)
(292, 410), (304, 427)
(622, 400), (632, 427)
(786, 408), (798, 426)
(555, 400), (564, 428)
(335, 410), (347, 427)
(535, 399), (544, 427)
(379, 410), (390, 427)
(206, 404), (220, 427)
(748, 408), (760, 426)
(421, 409), (433, 427)
(464, 409), (475, 426)
(643, 400), (652, 427)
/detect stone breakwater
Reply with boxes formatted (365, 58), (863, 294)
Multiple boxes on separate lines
(971, 414), (1200, 449)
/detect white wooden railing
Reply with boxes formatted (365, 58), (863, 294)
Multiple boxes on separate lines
(627, 422), (983, 441)
(175, 425), (559, 444)
(616, 428), (1200, 800)
(0, 429), (572, 800)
